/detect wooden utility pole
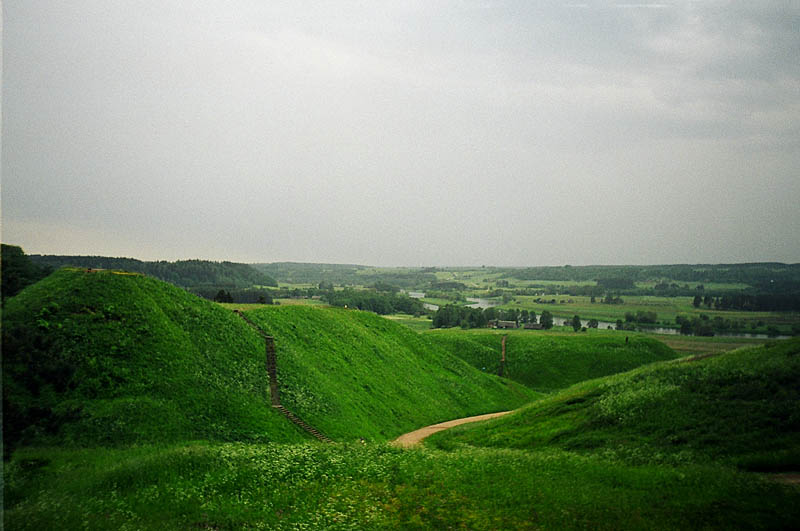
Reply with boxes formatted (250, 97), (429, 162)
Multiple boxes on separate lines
(498, 335), (507, 377)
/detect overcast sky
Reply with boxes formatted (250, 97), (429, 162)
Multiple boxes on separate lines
(3, 1), (799, 266)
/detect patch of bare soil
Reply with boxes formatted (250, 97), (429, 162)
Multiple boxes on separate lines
(392, 411), (513, 448)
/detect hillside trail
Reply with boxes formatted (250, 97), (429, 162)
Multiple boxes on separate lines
(392, 411), (513, 448)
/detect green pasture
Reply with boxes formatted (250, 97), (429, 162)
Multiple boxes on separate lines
(384, 313), (433, 332)
(501, 294), (794, 329)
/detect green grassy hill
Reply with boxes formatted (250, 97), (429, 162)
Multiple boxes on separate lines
(3, 269), (535, 451)
(425, 329), (677, 392)
(241, 306), (538, 441)
(5, 271), (798, 529)
(427, 338), (800, 470)
(29, 254), (278, 288)
(2, 269), (306, 451)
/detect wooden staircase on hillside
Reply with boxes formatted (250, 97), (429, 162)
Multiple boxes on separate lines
(272, 405), (333, 443)
(234, 309), (333, 442)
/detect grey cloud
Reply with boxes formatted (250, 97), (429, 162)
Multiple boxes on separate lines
(2, 0), (799, 265)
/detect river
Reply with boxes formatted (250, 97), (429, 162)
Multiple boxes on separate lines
(407, 291), (439, 311)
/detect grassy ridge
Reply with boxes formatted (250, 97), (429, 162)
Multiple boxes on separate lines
(427, 339), (800, 470)
(2, 269), (305, 450)
(243, 306), (539, 441)
(425, 329), (678, 392)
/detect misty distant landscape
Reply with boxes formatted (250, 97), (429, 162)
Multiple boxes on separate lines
(3, 1), (799, 529)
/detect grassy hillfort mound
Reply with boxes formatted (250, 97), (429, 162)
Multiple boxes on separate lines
(427, 338), (800, 470)
(426, 329), (678, 392)
(2, 268), (307, 451)
(3, 269), (535, 452)
(240, 306), (538, 441)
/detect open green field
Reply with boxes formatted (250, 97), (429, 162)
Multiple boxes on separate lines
(383, 313), (434, 332)
(498, 294), (796, 331)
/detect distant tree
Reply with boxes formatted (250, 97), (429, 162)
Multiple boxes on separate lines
(540, 310), (554, 330)
(571, 315), (581, 332)
(692, 295), (702, 308)
(373, 281), (399, 293)
(590, 296), (596, 303)
(635, 311), (657, 324)
(615, 319), (624, 330)
(214, 289), (233, 303)
(587, 318), (599, 329)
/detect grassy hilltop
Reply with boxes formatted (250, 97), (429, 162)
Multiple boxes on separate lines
(426, 329), (678, 392)
(240, 306), (537, 441)
(2, 268), (305, 451)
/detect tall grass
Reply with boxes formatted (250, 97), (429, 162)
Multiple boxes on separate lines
(428, 339), (800, 470)
(6, 441), (798, 530)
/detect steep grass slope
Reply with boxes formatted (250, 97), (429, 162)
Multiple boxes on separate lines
(2, 269), (305, 451)
(428, 339), (800, 470)
(243, 306), (539, 441)
(426, 329), (677, 392)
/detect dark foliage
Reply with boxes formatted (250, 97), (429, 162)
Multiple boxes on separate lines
(1, 244), (53, 301)
(30, 255), (277, 288)
(324, 289), (424, 315)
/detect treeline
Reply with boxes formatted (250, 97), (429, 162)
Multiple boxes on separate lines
(504, 263), (800, 285)
(30, 255), (277, 289)
(193, 288), (275, 304)
(324, 289), (424, 315)
(693, 293), (800, 312)
(253, 262), (438, 288)
(1, 245), (53, 301)
(674, 314), (785, 337)
(432, 305), (555, 330)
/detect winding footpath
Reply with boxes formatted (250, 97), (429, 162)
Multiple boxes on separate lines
(392, 410), (513, 447)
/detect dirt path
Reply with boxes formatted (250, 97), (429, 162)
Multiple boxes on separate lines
(392, 411), (513, 448)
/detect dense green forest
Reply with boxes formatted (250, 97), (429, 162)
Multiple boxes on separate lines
(323, 288), (425, 315)
(253, 262), (438, 288)
(30, 254), (277, 288)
